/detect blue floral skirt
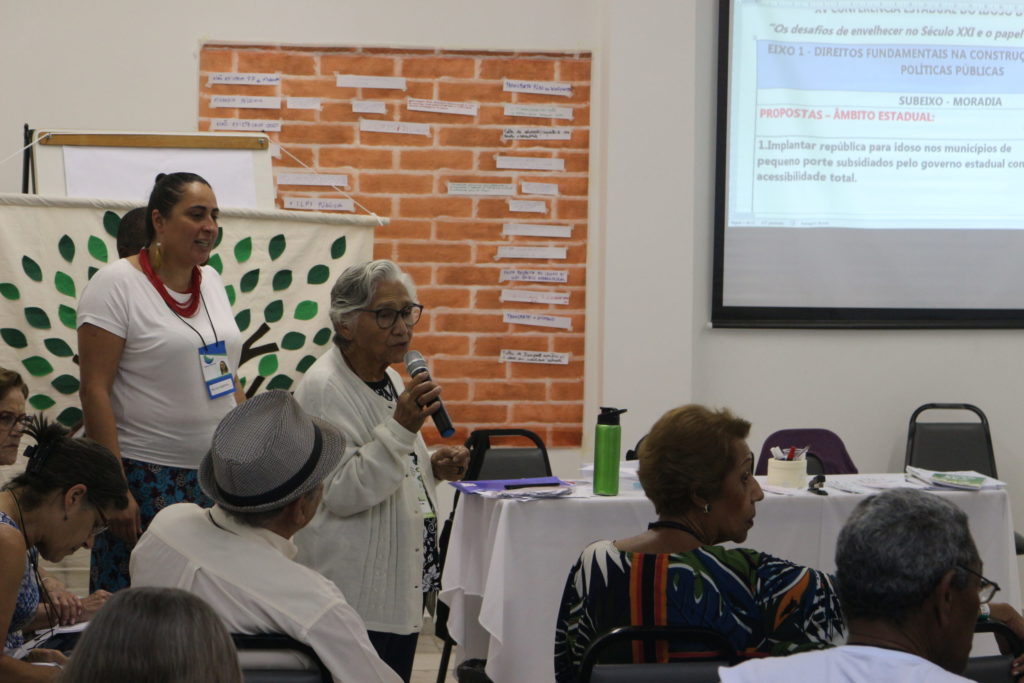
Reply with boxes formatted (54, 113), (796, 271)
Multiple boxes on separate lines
(89, 458), (213, 592)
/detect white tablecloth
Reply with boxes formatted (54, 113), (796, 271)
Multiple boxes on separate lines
(439, 474), (1021, 683)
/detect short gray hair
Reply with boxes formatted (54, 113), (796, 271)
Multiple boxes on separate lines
(328, 259), (418, 333)
(836, 488), (978, 623)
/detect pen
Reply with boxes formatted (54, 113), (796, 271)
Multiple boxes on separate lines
(504, 482), (562, 490)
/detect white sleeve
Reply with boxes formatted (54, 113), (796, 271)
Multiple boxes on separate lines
(76, 263), (130, 338)
(303, 598), (402, 683)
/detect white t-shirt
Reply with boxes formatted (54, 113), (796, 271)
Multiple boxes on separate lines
(719, 645), (972, 683)
(77, 259), (241, 468)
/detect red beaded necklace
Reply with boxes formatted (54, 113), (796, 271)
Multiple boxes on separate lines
(139, 247), (203, 318)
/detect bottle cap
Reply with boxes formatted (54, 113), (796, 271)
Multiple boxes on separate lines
(598, 406), (627, 425)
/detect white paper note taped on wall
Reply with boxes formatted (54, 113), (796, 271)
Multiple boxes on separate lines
(496, 246), (567, 260)
(503, 79), (573, 97)
(211, 96), (281, 109)
(277, 173), (349, 188)
(337, 74), (407, 90)
(504, 104), (574, 120)
(359, 119), (430, 137)
(502, 127), (571, 141)
(503, 223), (572, 238)
(495, 155), (566, 172)
(287, 97), (322, 110)
(500, 289), (571, 305)
(503, 312), (573, 330)
(208, 72), (281, 86)
(269, 143), (281, 159)
(500, 349), (571, 365)
(282, 197), (356, 212)
(407, 98), (479, 116)
(211, 119), (282, 132)
(521, 182), (559, 196)
(447, 182), (515, 196)
(508, 200), (547, 214)
(499, 268), (569, 283)
(352, 100), (387, 114)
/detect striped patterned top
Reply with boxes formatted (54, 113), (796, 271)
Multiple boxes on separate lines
(553, 540), (845, 682)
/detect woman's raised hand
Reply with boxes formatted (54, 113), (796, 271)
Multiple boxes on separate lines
(393, 372), (441, 434)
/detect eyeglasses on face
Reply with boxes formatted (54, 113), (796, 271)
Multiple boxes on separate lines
(91, 504), (109, 537)
(358, 304), (424, 329)
(0, 411), (29, 434)
(957, 564), (1000, 604)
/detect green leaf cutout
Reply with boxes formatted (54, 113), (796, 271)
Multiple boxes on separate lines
(281, 332), (306, 350)
(56, 407), (83, 427)
(234, 237), (253, 263)
(22, 256), (42, 282)
(58, 305), (77, 330)
(214, 226), (224, 248)
(294, 301), (318, 321)
(307, 264), (329, 285)
(25, 307), (51, 329)
(330, 237), (347, 259)
(258, 354), (279, 376)
(54, 271), (76, 298)
(313, 327), (332, 346)
(296, 355), (317, 373)
(235, 309), (251, 332)
(29, 394), (55, 411)
(51, 374), (80, 395)
(264, 300), (283, 323)
(272, 270), (292, 291)
(239, 270), (259, 293)
(44, 338), (74, 357)
(1, 329), (27, 348)
(208, 254), (223, 275)
(269, 234), (286, 260)
(103, 210), (121, 238)
(22, 356), (54, 377)
(87, 267), (99, 280)
(225, 285), (236, 306)
(266, 375), (293, 391)
(58, 235), (76, 263)
(88, 236), (109, 263)
(0, 283), (19, 300)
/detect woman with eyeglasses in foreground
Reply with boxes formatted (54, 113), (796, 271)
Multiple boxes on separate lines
(291, 259), (469, 682)
(0, 416), (128, 682)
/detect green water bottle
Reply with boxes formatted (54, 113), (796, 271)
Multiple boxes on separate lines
(593, 407), (627, 496)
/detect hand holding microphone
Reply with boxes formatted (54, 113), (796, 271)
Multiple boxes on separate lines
(403, 351), (455, 438)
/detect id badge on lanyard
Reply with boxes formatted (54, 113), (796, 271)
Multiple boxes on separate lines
(198, 341), (236, 399)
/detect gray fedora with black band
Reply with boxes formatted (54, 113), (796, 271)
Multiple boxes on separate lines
(198, 390), (344, 513)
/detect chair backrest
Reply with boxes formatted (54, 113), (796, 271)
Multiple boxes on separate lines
(231, 633), (330, 683)
(905, 403), (996, 477)
(966, 620), (1024, 683)
(577, 625), (740, 683)
(463, 428), (551, 480)
(755, 428), (857, 476)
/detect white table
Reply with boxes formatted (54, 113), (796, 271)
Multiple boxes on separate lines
(439, 475), (1021, 683)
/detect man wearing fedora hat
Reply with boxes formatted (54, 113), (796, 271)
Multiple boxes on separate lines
(131, 390), (399, 682)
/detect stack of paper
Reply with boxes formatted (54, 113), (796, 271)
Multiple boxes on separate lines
(905, 466), (1005, 490)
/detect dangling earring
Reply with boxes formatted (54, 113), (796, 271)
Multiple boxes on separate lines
(151, 241), (163, 269)
(703, 503), (712, 514)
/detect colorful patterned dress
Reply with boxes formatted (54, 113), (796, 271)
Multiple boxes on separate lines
(553, 540), (846, 683)
(2, 510), (39, 652)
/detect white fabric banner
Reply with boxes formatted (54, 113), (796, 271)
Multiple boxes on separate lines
(0, 194), (376, 426)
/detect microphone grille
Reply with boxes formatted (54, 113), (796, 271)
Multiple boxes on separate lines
(404, 350), (427, 374)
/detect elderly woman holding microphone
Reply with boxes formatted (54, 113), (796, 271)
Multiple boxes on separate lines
(293, 259), (468, 682)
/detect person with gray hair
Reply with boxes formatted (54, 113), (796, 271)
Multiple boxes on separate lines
(292, 259), (468, 681)
(721, 488), (1024, 682)
(130, 390), (399, 683)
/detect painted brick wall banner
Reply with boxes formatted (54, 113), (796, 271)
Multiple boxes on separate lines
(200, 44), (592, 447)
(0, 194), (374, 426)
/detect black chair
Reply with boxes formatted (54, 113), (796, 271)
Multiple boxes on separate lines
(576, 625), (741, 683)
(435, 428), (551, 683)
(905, 403), (1024, 555)
(231, 633), (330, 683)
(965, 620), (1024, 682)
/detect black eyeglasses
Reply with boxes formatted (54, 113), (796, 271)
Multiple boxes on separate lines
(0, 411), (29, 434)
(91, 505), (109, 537)
(358, 304), (424, 329)
(958, 564), (1000, 604)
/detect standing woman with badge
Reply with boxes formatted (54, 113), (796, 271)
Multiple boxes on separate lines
(77, 172), (244, 592)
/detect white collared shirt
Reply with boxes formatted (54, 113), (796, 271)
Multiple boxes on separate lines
(131, 503), (399, 683)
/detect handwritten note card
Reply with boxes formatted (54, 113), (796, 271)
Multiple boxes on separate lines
(287, 97), (321, 110)
(208, 72), (280, 86)
(508, 200), (547, 214)
(407, 98), (478, 116)
(500, 349), (571, 365)
(495, 156), (565, 172)
(336, 74), (406, 90)
(359, 119), (430, 137)
(504, 104), (573, 120)
(521, 182), (559, 196)
(502, 127), (571, 141)
(210, 119), (281, 132)
(503, 79), (573, 97)
(496, 246), (567, 260)
(277, 173), (349, 187)
(500, 289), (571, 305)
(211, 96), (281, 109)
(283, 197), (355, 212)
(503, 312), (573, 330)
(447, 182), (515, 196)
(352, 100), (387, 114)
(499, 269), (569, 283)
(503, 223), (572, 238)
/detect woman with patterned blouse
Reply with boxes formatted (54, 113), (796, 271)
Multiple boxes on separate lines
(554, 405), (846, 682)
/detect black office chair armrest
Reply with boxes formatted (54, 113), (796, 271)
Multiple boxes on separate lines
(231, 633), (331, 683)
(576, 625), (740, 683)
